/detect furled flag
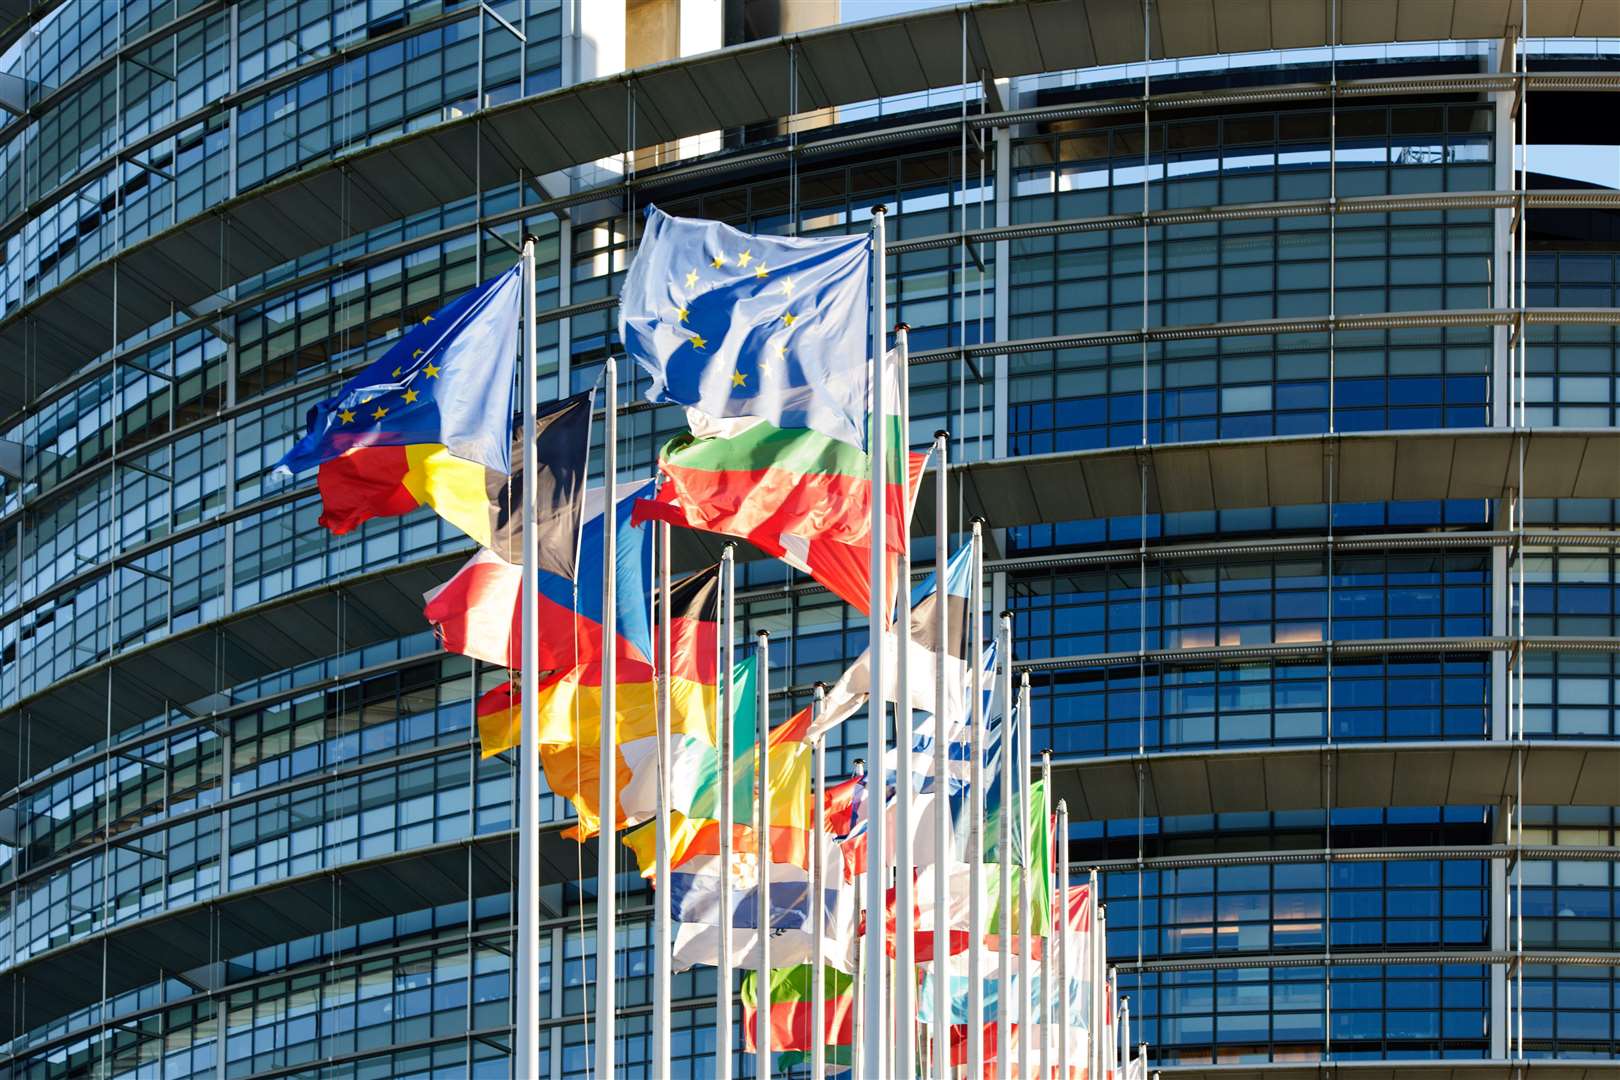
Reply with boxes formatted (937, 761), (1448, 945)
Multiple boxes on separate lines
(1058, 882), (1097, 1076)
(422, 480), (654, 678)
(740, 964), (854, 1056)
(621, 205), (872, 450)
(634, 352), (923, 617)
(317, 392), (591, 565)
(806, 542), (976, 742)
(274, 263), (523, 482)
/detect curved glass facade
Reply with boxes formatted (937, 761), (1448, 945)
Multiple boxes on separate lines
(0, 1), (1617, 1077)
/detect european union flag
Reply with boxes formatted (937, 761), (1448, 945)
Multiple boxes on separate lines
(620, 206), (872, 450)
(273, 263), (523, 478)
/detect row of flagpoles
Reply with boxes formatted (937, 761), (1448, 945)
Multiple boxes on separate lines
(268, 201), (1154, 1077)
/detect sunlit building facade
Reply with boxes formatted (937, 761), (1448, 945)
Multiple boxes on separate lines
(0, 0), (1617, 1076)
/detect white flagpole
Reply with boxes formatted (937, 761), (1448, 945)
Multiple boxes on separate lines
(1121, 996), (1132, 1080)
(930, 429), (950, 1080)
(1018, 674), (1033, 1080)
(653, 521), (673, 1079)
(717, 542), (737, 1080)
(1057, 800), (1070, 1080)
(967, 520), (986, 1079)
(852, 756), (867, 1080)
(756, 629), (773, 1080)
(1040, 747), (1052, 1080)
(894, 322), (915, 1080)
(516, 237), (541, 1080)
(996, 612), (1013, 1080)
(812, 685), (828, 1080)
(863, 203), (889, 1080)
(595, 354), (619, 1080)
(1092, 896), (1105, 1080)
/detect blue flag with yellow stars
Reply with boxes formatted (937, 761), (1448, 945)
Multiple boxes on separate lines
(273, 263), (523, 478)
(620, 205), (872, 450)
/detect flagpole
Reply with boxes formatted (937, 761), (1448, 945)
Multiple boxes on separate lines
(1121, 996), (1131, 1080)
(515, 237), (541, 1080)
(1040, 747), (1052, 1080)
(1092, 892), (1105, 1080)
(930, 429), (949, 1080)
(756, 629), (773, 1080)
(717, 541), (737, 1080)
(996, 612), (1013, 1080)
(812, 685), (828, 1080)
(893, 321), (915, 1080)
(851, 756), (867, 1080)
(967, 519), (986, 1079)
(864, 202), (889, 1080)
(1057, 800), (1070, 1080)
(595, 353), (619, 1080)
(1018, 676), (1033, 1080)
(654, 521), (673, 1080)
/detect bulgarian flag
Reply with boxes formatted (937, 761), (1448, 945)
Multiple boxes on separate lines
(741, 964), (854, 1054)
(634, 351), (925, 618)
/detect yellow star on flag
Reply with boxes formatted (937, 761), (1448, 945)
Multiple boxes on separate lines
(779, 277), (795, 297)
(424, 362), (441, 378)
(754, 262), (769, 279)
(391, 367), (401, 378)
(710, 253), (728, 269)
(338, 409), (356, 424)
(372, 406), (388, 420)
(413, 349), (424, 358)
(737, 249), (753, 268)
(675, 306), (689, 323)
(403, 389), (419, 404)
(421, 314), (433, 324)
(731, 371), (747, 387)
(689, 333), (707, 351)
(685, 269), (699, 288)
(783, 311), (798, 327)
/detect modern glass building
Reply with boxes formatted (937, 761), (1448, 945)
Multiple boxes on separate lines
(0, 0), (1617, 1076)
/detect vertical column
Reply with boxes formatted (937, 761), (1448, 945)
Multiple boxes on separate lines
(1488, 22), (1523, 1061)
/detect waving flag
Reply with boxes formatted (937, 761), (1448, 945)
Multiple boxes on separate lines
(635, 410), (925, 619)
(316, 392), (590, 564)
(807, 543), (976, 742)
(621, 206), (872, 449)
(276, 264), (523, 479)
(741, 964), (854, 1055)
(423, 480), (654, 675)
(623, 693), (818, 875)
(666, 832), (858, 973)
